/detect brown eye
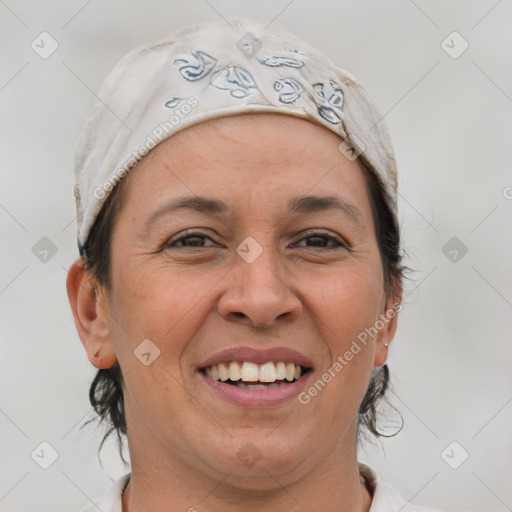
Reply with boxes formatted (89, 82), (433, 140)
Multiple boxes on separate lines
(292, 230), (347, 250)
(165, 230), (217, 248)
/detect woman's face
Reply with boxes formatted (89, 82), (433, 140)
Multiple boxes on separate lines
(97, 113), (399, 485)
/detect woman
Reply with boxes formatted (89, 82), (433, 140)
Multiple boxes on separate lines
(66, 18), (440, 512)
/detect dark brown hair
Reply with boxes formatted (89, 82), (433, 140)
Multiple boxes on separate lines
(80, 157), (406, 464)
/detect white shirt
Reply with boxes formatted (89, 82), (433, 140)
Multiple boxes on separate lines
(80, 463), (440, 511)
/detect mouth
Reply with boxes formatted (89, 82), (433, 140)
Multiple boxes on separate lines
(196, 346), (314, 407)
(199, 361), (312, 389)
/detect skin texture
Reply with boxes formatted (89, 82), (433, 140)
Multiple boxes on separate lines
(67, 113), (402, 512)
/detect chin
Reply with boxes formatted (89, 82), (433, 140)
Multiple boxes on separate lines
(200, 430), (311, 486)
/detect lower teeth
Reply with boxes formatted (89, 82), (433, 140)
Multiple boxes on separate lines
(229, 380), (295, 389)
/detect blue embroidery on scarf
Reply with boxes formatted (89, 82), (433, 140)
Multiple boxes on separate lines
(164, 97), (184, 108)
(313, 80), (344, 124)
(274, 77), (303, 104)
(259, 55), (304, 68)
(174, 50), (217, 81)
(210, 66), (257, 98)
(314, 81), (344, 110)
(316, 105), (341, 124)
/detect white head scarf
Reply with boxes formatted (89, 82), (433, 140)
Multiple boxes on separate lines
(73, 17), (398, 253)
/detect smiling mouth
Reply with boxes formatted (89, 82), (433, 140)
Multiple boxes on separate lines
(199, 361), (312, 389)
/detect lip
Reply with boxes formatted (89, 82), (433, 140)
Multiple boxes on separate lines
(198, 369), (313, 408)
(197, 346), (315, 370)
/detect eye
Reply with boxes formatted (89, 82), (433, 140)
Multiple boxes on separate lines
(165, 230), (217, 248)
(292, 230), (347, 250)
(163, 229), (348, 250)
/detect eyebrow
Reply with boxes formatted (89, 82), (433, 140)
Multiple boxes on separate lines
(143, 194), (365, 232)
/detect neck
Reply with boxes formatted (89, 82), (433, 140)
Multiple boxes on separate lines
(121, 443), (373, 512)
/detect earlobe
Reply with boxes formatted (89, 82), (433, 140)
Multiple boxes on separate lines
(374, 340), (391, 368)
(374, 281), (403, 368)
(374, 303), (399, 367)
(66, 259), (118, 369)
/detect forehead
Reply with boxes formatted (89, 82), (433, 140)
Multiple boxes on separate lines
(171, 113), (339, 162)
(129, 113), (365, 180)
(118, 113), (373, 221)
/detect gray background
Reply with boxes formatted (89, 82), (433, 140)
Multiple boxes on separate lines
(1, 0), (511, 511)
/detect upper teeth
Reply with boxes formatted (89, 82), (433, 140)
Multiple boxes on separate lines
(204, 361), (302, 383)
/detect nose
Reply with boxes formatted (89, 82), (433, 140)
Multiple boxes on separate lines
(217, 245), (302, 329)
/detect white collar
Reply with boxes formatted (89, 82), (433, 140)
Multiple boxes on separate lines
(358, 462), (438, 511)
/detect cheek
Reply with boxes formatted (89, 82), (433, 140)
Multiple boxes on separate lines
(108, 261), (223, 362)
(108, 264), (215, 429)
(310, 259), (384, 344)
(304, 259), (382, 402)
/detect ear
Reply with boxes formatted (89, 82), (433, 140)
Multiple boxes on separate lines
(373, 279), (403, 368)
(66, 259), (118, 369)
